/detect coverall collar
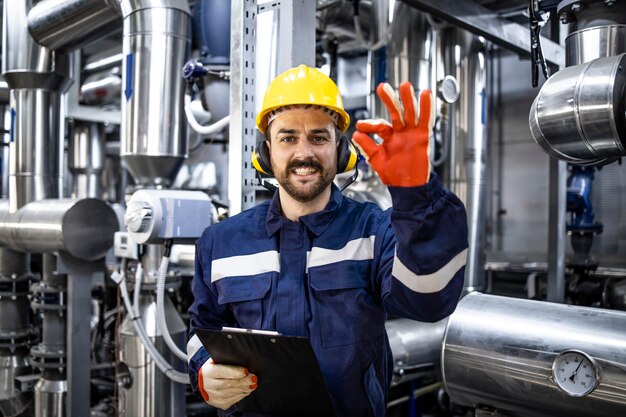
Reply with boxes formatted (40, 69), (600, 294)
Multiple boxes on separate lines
(265, 183), (343, 237)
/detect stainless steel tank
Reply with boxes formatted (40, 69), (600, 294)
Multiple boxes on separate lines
(442, 292), (626, 417)
(120, 0), (191, 187)
(119, 294), (186, 417)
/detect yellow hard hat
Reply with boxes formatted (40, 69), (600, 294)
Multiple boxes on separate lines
(256, 64), (350, 134)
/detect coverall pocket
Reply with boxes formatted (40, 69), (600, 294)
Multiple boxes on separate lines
(215, 274), (272, 330)
(309, 263), (381, 348)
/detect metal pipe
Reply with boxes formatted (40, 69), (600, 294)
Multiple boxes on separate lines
(369, 3), (435, 141)
(387, 3), (435, 91)
(120, 0), (191, 187)
(119, 293), (186, 417)
(0, 198), (119, 261)
(386, 318), (446, 387)
(0, 103), (10, 200)
(441, 28), (488, 293)
(566, 25), (626, 66)
(68, 121), (106, 199)
(27, 0), (122, 52)
(0, 248), (34, 409)
(442, 292), (626, 417)
(79, 70), (122, 107)
(31, 254), (67, 417)
(83, 52), (123, 75)
(9, 89), (64, 211)
(2, 0), (71, 211)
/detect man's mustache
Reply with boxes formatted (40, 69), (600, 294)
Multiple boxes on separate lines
(286, 158), (323, 172)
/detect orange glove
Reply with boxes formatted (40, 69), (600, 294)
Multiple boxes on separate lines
(352, 82), (434, 187)
(198, 358), (258, 410)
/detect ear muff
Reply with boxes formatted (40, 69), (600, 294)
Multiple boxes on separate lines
(251, 137), (273, 176)
(336, 136), (359, 173)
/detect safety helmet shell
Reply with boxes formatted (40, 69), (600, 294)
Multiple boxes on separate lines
(256, 64), (350, 134)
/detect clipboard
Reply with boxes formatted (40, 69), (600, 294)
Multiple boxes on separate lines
(194, 327), (336, 417)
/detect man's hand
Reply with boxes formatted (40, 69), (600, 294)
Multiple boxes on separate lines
(352, 82), (434, 187)
(198, 359), (258, 410)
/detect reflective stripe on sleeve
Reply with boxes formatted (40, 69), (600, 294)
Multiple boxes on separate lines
(187, 334), (203, 364)
(392, 248), (468, 293)
(211, 250), (280, 282)
(307, 236), (376, 270)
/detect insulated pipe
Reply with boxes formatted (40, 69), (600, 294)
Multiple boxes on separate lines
(120, 0), (191, 187)
(0, 103), (9, 200)
(27, 0), (122, 52)
(0, 199), (118, 261)
(9, 89), (63, 211)
(441, 28), (488, 293)
(386, 318), (446, 387)
(369, 3), (435, 118)
(68, 121), (106, 199)
(2, 0), (71, 212)
(442, 293), (626, 417)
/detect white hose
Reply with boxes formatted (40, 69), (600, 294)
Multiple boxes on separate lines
(117, 270), (189, 384)
(184, 93), (230, 135)
(133, 262), (143, 314)
(156, 255), (188, 361)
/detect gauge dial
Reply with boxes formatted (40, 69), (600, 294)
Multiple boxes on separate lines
(552, 350), (599, 397)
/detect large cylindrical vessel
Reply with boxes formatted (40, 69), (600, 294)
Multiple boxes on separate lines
(27, 0), (122, 52)
(120, 0), (190, 187)
(441, 28), (488, 293)
(442, 292), (626, 417)
(119, 294), (186, 417)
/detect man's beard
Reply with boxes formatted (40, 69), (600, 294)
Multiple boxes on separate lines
(273, 157), (336, 203)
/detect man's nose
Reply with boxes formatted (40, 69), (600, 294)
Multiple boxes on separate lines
(293, 136), (314, 158)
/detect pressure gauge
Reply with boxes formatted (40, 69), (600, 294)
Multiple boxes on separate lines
(552, 350), (599, 397)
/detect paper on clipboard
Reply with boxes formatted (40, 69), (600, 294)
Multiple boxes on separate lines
(194, 327), (336, 417)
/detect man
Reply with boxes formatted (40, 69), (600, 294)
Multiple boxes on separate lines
(187, 65), (468, 416)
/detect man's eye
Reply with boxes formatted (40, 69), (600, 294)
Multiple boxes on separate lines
(281, 136), (296, 142)
(311, 136), (328, 143)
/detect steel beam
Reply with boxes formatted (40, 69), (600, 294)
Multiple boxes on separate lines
(228, 0), (258, 215)
(403, 0), (565, 67)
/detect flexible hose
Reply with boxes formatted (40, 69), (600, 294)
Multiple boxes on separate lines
(133, 262), (143, 314)
(184, 93), (230, 135)
(156, 254), (188, 361)
(118, 271), (189, 384)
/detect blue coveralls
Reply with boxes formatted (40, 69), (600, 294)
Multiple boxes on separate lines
(188, 174), (468, 416)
